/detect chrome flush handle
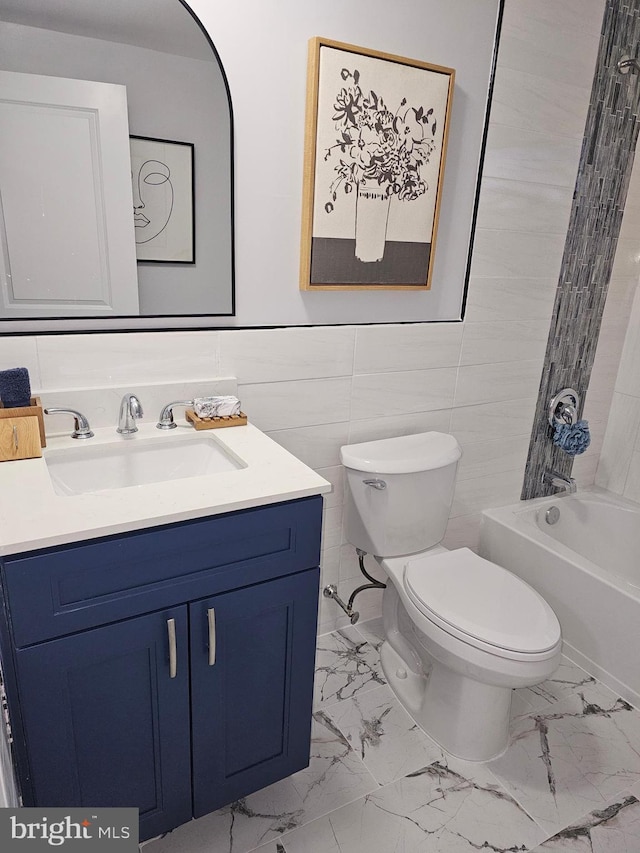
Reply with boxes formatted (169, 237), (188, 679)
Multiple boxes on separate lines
(363, 478), (387, 490)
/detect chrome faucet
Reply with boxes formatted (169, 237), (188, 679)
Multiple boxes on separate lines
(44, 407), (94, 439)
(542, 469), (577, 495)
(156, 400), (194, 430)
(117, 394), (143, 435)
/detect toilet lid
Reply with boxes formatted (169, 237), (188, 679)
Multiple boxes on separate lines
(404, 548), (560, 654)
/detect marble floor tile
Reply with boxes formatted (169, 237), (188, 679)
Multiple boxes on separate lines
(146, 627), (640, 853)
(353, 616), (385, 649)
(489, 680), (640, 836)
(321, 683), (444, 785)
(529, 790), (640, 851)
(313, 627), (385, 709)
(276, 755), (546, 853)
(146, 713), (377, 853)
(513, 656), (605, 715)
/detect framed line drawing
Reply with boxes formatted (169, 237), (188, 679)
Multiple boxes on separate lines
(300, 38), (454, 291)
(129, 135), (195, 264)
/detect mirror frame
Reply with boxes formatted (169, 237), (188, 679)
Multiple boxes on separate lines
(0, 0), (505, 335)
(0, 0), (235, 334)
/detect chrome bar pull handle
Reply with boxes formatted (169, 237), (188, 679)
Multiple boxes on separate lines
(363, 478), (387, 490)
(207, 608), (216, 666)
(167, 618), (177, 679)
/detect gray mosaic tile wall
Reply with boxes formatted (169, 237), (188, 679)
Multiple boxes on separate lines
(522, 0), (640, 499)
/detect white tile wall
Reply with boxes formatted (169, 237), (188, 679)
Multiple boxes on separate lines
(0, 0), (613, 635)
(36, 332), (220, 388)
(353, 324), (462, 374)
(591, 145), (640, 498)
(350, 368), (457, 420)
(482, 125), (583, 188)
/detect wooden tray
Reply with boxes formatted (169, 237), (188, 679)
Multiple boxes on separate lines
(0, 396), (46, 447)
(186, 410), (247, 430)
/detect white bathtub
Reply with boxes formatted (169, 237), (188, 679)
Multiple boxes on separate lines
(479, 488), (640, 708)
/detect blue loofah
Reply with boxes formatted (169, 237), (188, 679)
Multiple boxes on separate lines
(553, 419), (591, 456)
(0, 367), (31, 408)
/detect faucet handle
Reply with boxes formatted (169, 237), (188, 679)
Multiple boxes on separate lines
(156, 400), (194, 430)
(44, 407), (94, 440)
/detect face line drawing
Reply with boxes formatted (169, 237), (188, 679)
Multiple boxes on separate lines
(132, 158), (174, 245)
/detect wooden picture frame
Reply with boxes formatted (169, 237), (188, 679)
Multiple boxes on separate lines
(300, 37), (454, 291)
(130, 135), (195, 264)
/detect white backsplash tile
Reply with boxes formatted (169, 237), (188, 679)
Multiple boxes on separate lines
(317, 547), (341, 635)
(0, 337), (41, 391)
(571, 451), (599, 488)
(451, 469), (524, 518)
(614, 289), (640, 398)
(504, 0), (605, 37)
(490, 67), (591, 138)
(460, 319), (549, 366)
(464, 277), (556, 323)
(450, 397), (537, 444)
(596, 393), (640, 493)
(456, 435), (529, 481)
(483, 124), (582, 188)
(454, 360), (542, 407)
(348, 409), (451, 444)
(36, 332), (219, 389)
(610, 236), (640, 280)
(219, 327), (355, 383)
(624, 450), (640, 502)
(316, 466), (344, 508)
(470, 228), (566, 279)
(350, 368), (456, 421)
(346, 409), (451, 445)
(353, 323), (462, 374)
(475, 177), (573, 235)
(264, 423), (349, 469)
(441, 513), (483, 552)
(239, 378), (351, 431)
(321, 504), (343, 554)
(497, 11), (600, 88)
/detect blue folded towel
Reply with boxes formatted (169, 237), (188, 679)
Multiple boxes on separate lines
(0, 367), (32, 408)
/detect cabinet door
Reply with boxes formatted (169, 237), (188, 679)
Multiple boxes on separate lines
(190, 568), (319, 817)
(14, 607), (191, 841)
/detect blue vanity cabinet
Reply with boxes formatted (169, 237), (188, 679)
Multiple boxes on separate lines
(12, 607), (193, 842)
(0, 496), (322, 843)
(190, 569), (319, 817)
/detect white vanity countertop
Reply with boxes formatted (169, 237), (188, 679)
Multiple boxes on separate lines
(0, 423), (331, 556)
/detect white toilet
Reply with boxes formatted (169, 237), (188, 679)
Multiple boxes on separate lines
(340, 431), (562, 761)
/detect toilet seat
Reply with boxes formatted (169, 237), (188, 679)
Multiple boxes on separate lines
(403, 548), (561, 659)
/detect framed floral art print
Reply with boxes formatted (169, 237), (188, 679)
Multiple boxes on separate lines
(300, 38), (454, 291)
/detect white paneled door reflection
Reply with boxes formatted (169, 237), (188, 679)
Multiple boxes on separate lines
(0, 70), (138, 317)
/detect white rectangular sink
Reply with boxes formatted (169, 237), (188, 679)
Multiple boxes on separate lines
(45, 434), (246, 496)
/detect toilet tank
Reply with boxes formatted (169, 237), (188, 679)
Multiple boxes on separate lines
(340, 432), (462, 558)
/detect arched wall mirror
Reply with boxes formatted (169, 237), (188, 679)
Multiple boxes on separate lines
(0, 0), (233, 330)
(0, 0), (502, 333)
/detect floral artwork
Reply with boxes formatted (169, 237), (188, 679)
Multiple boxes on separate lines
(324, 68), (436, 223)
(300, 39), (454, 291)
